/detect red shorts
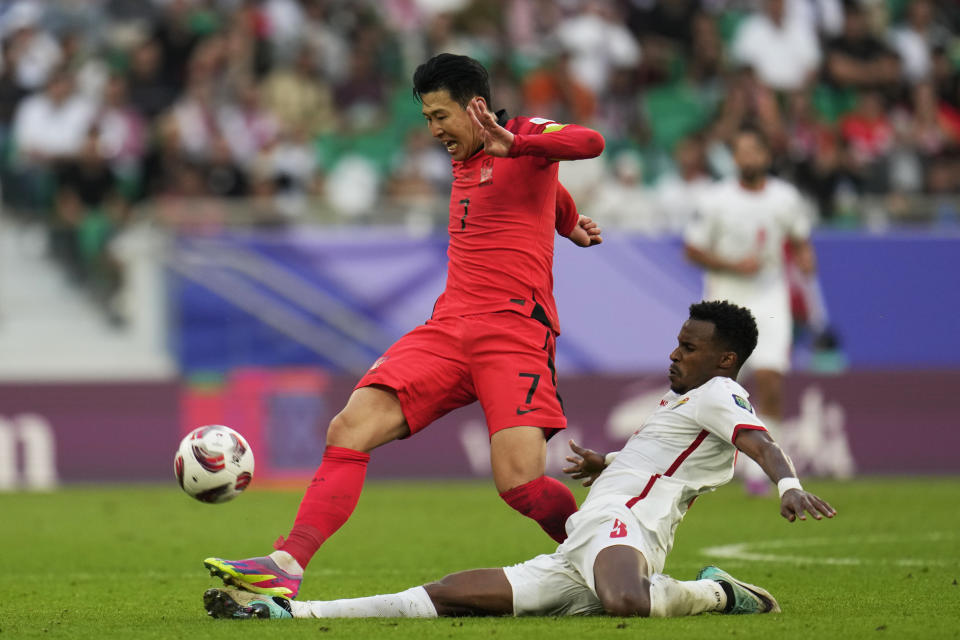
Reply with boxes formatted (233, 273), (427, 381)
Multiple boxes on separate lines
(355, 311), (567, 438)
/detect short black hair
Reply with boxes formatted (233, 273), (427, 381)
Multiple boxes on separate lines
(688, 300), (758, 369)
(413, 53), (491, 109)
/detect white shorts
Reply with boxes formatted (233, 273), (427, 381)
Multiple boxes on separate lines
(745, 306), (791, 373)
(705, 281), (792, 374)
(503, 503), (666, 616)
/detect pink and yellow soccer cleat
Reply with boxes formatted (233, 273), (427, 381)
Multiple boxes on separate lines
(203, 555), (302, 599)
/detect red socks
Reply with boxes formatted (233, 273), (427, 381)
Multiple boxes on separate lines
(279, 446), (370, 569)
(500, 475), (578, 543)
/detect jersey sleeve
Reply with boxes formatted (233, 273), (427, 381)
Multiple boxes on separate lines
(555, 182), (579, 237)
(693, 380), (767, 444)
(507, 117), (605, 161)
(783, 184), (812, 241)
(683, 191), (715, 250)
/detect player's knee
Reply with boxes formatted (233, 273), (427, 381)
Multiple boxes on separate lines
(325, 410), (368, 450)
(599, 587), (651, 617)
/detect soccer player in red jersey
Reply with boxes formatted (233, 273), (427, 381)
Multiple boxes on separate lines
(204, 53), (605, 599)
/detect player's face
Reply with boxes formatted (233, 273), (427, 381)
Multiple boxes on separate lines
(733, 132), (770, 183)
(668, 319), (728, 394)
(420, 89), (482, 162)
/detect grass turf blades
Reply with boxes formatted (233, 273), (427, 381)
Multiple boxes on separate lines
(1, 477), (958, 639)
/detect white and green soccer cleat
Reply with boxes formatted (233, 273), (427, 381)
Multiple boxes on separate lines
(697, 566), (781, 614)
(204, 587), (294, 620)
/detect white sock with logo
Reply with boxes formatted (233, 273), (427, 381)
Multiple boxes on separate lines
(288, 586), (439, 619)
(648, 574), (727, 617)
(269, 550), (303, 576)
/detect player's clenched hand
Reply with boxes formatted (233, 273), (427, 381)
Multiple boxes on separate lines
(567, 215), (603, 248)
(780, 489), (836, 523)
(562, 440), (607, 486)
(467, 97), (514, 157)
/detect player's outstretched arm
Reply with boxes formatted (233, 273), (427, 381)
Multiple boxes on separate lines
(685, 243), (760, 275)
(734, 429), (837, 523)
(563, 440), (608, 486)
(466, 97), (604, 161)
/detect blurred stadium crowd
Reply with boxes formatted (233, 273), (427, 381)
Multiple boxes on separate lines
(0, 0), (959, 288)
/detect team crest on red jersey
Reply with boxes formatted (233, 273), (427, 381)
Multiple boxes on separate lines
(369, 356), (389, 371)
(479, 157), (494, 186)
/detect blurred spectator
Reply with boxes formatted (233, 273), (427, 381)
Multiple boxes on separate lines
(0, 1), (63, 91)
(299, 0), (351, 84)
(0, 0), (956, 268)
(901, 81), (960, 158)
(794, 134), (863, 222)
(0, 38), (29, 139)
(731, 0), (821, 92)
(260, 44), (338, 137)
(126, 38), (178, 120)
(840, 90), (894, 191)
(588, 150), (660, 233)
(153, 0), (202, 89)
(169, 72), (220, 161)
(789, 0), (845, 38)
(204, 135), (248, 199)
(626, 0), (699, 86)
(218, 78), (279, 167)
(10, 68), (97, 215)
(654, 134), (714, 234)
(386, 128), (451, 206)
(96, 74), (148, 193)
(522, 50), (596, 124)
(254, 125), (320, 220)
(823, 1), (901, 92)
(53, 129), (123, 285)
(334, 39), (391, 132)
(139, 114), (187, 200)
(890, 0), (936, 85)
(555, 0), (642, 95)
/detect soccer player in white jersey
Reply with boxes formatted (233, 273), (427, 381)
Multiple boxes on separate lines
(684, 125), (817, 495)
(203, 301), (835, 621)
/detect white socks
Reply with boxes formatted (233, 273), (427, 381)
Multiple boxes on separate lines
(289, 586), (439, 619)
(269, 550), (304, 576)
(648, 574), (727, 617)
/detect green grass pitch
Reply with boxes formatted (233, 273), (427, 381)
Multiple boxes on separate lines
(2, 477), (958, 639)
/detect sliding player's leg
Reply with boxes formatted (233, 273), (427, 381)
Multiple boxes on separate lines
(204, 568), (512, 619)
(593, 544), (728, 617)
(204, 386), (408, 599)
(591, 545), (778, 617)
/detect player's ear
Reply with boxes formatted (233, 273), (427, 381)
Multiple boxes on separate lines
(473, 96), (488, 112)
(718, 350), (738, 371)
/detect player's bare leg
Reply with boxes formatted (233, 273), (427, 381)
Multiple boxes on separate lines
(593, 545), (653, 616)
(490, 426), (547, 493)
(423, 569), (514, 616)
(752, 369), (783, 421)
(592, 545), (771, 617)
(205, 568), (513, 619)
(742, 369), (783, 495)
(205, 386), (409, 598)
(491, 426), (577, 543)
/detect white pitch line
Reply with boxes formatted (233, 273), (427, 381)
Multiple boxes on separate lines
(701, 531), (959, 567)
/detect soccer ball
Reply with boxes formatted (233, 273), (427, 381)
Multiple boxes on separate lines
(174, 425), (254, 503)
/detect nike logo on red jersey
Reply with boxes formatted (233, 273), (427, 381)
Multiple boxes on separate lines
(516, 407), (541, 415)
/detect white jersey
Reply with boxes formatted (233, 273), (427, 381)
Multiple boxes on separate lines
(572, 376), (767, 555)
(684, 177), (810, 308)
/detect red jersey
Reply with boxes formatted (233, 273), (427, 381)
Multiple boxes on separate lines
(431, 114), (604, 334)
